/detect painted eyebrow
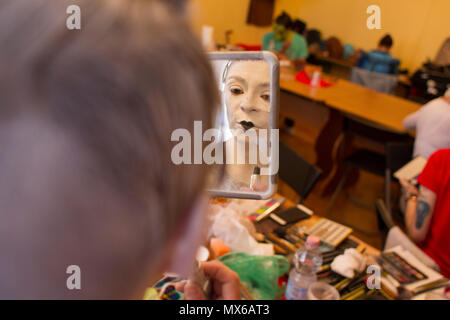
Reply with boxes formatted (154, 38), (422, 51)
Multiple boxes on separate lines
(227, 76), (246, 84)
(227, 77), (270, 92)
(227, 76), (269, 88)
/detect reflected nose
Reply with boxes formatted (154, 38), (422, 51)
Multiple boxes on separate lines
(240, 97), (257, 113)
(240, 103), (251, 113)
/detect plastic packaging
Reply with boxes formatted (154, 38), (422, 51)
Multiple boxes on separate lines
(285, 235), (323, 300)
(218, 252), (290, 300)
(208, 203), (273, 256)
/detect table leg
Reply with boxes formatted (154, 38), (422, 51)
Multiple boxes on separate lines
(321, 134), (360, 197)
(314, 108), (343, 179)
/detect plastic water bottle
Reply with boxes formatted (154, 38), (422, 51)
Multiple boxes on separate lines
(285, 235), (323, 300)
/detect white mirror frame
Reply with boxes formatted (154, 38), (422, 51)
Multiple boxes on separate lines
(207, 51), (279, 200)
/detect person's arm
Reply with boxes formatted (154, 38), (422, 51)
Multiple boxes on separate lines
(262, 35), (269, 51)
(276, 40), (291, 61)
(403, 149), (444, 242)
(291, 35), (308, 60)
(262, 33), (274, 51)
(403, 182), (437, 243)
(402, 110), (419, 130)
(288, 36), (307, 70)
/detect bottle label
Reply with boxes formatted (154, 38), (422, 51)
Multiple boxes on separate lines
(285, 279), (308, 300)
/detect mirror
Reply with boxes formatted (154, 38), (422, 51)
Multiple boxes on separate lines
(206, 52), (279, 199)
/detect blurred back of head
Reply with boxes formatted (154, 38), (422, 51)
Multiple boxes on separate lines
(0, 0), (217, 299)
(291, 19), (306, 36)
(275, 11), (292, 29)
(379, 34), (393, 50)
(306, 29), (322, 45)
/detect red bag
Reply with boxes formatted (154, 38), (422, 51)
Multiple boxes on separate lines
(295, 70), (333, 87)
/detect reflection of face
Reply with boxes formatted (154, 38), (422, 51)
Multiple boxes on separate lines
(224, 61), (271, 133)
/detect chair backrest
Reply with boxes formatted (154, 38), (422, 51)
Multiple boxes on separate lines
(350, 67), (398, 94)
(385, 141), (414, 173)
(344, 115), (412, 146)
(278, 141), (321, 203)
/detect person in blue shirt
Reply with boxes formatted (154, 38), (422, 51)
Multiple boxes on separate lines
(262, 12), (308, 69)
(357, 34), (399, 74)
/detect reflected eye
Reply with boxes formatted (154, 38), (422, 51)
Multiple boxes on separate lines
(261, 94), (270, 102)
(230, 87), (244, 95)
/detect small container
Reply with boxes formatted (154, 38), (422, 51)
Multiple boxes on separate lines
(307, 282), (340, 300)
(310, 71), (321, 87)
(249, 166), (261, 190)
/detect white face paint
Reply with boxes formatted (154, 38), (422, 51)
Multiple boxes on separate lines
(224, 61), (271, 133)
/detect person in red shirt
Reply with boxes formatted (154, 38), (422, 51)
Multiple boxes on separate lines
(400, 149), (450, 277)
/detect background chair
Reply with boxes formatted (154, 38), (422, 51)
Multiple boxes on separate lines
(279, 141), (322, 204)
(350, 67), (398, 94)
(384, 141), (414, 214)
(358, 51), (400, 75)
(326, 116), (413, 235)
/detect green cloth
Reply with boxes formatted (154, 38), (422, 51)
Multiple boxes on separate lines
(262, 31), (308, 60)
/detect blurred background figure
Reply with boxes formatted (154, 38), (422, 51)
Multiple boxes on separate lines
(262, 12), (308, 69)
(403, 88), (450, 159)
(291, 19), (307, 37)
(357, 34), (400, 74)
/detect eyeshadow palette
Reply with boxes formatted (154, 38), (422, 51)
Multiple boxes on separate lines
(305, 218), (353, 249)
(378, 252), (428, 284)
(250, 197), (285, 222)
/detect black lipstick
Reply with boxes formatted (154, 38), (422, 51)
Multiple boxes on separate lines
(239, 120), (255, 131)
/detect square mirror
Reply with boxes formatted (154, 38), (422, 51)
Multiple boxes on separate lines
(206, 51), (279, 199)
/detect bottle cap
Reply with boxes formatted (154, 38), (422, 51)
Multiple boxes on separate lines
(252, 166), (261, 175)
(306, 235), (320, 247)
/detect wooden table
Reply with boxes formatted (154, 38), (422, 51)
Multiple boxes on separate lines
(279, 67), (421, 195)
(280, 67), (420, 132)
(255, 195), (379, 256)
(315, 55), (356, 69)
(214, 197), (447, 299)
(313, 55), (356, 80)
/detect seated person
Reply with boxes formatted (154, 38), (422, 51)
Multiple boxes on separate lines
(400, 149), (450, 278)
(357, 34), (399, 74)
(403, 88), (450, 159)
(291, 19), (307, 37)
(324, 36), (344, 59)
(0, 0), (240, 299)
(262, 12), (308, 68)
(305, 29), (322, 56)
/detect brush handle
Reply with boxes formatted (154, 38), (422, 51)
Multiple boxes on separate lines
(188, 262), (213, 299)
